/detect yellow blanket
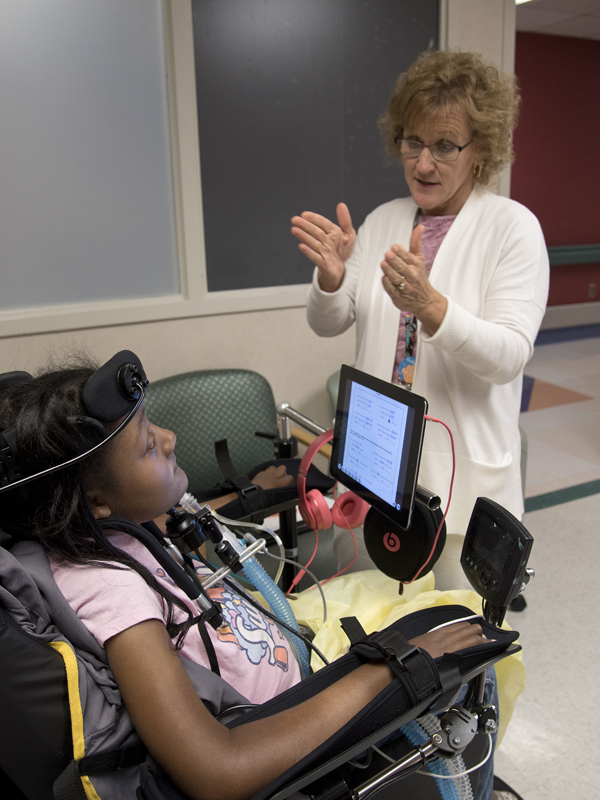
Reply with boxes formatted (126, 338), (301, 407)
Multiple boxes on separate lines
(291, 569), (526, 744)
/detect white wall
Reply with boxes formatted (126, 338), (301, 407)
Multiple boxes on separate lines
(0, 0), (513, 430)
(0, 308), (354, 428)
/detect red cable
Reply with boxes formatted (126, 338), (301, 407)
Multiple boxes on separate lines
(400, 414), (455, 586)
(318, 485), (359, 585)
(287, 483), (358, 593)
(290, 415), (455, 592)
(286, 530), (319, 594)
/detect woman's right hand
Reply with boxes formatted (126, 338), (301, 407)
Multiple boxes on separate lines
(291, 202), (356, 293)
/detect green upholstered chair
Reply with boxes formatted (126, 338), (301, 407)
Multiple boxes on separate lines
(144, 369), (279, 495)
(145, 368), (340, 590)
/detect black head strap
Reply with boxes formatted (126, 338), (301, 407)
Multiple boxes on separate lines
(0, 351), (149, 495)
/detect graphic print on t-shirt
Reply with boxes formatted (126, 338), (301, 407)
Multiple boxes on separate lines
(210, 583), (290, 672)
(154, 566), (290, 673)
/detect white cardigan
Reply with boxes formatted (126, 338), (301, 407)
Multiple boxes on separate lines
(307, 188), (549, 535)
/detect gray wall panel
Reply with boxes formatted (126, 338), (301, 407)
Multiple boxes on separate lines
(192, 0), (438, 292)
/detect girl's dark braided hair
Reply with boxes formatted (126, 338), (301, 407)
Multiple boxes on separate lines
(0, 357), (196, 648)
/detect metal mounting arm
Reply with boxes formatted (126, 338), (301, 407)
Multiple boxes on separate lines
(275, 402), (441, 510)
(350, 694), (497, 800)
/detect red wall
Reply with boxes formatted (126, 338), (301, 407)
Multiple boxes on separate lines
(511, 33), (600, 305)
(512, 32), (600, 245)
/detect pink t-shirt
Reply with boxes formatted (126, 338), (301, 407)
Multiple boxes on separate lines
(392, 214), (456, 385)
(50, 533), (301, 705)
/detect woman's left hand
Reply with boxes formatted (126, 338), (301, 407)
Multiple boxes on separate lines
(381, 224), (448, 336)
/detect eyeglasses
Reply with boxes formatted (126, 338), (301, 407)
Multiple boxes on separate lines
(394, 137), (473, 164)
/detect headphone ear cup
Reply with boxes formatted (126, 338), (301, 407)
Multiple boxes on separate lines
(300, 489), (333, 531)
(363, 505), (446, 582)
(331, 492), (370, 529)
(297, 428), (335, 531)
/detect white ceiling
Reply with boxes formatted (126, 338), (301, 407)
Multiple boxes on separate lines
(516, 0), (600, 41)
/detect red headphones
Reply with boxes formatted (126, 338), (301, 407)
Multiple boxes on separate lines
(297, 429), (370, 531)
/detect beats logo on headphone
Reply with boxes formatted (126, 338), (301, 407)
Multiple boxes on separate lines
(297, 429), (370, 531)
(383, 531), (401, 552)
(364, 505), (446, 583)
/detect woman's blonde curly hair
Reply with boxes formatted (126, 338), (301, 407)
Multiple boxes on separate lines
(379, 50), (520, 187)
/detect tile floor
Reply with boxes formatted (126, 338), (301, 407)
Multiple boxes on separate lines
(494, 331), (600, 799)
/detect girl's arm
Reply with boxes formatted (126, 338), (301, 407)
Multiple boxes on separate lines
(152, 465), (293, 531)
(106, 618), (486, 800)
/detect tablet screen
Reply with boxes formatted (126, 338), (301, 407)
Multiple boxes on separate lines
(330, 365), (428, 530)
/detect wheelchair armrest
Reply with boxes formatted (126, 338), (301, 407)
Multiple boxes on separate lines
(237, 623), (519, 800)
(235, 498), (299, 525)
(257, 644), (518, 800)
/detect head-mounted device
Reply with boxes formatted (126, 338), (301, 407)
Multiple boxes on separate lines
(0, 350), (149, 494)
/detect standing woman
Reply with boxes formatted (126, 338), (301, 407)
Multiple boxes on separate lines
(292, 51), (549, 588)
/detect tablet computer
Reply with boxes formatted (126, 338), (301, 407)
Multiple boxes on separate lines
(330, 365), (428, 530)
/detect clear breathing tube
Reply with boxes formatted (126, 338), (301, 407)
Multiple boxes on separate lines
(179, 492), (311, 678)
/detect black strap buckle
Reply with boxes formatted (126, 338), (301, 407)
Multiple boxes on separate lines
(369, 628), (420, 664)
(342, 617), (438, 699)
(215, 439), (266, 513)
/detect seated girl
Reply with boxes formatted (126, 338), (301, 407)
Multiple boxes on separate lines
(0, 354), (500, 800)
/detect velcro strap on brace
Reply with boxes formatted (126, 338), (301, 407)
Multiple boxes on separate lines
(341, 616), (438, 700)
(428, 652), (463, 712)
(214, 439), (266, 513)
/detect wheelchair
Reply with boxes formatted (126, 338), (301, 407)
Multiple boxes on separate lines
(0, 474), (530, 800)
(0, 369), (531, 800)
